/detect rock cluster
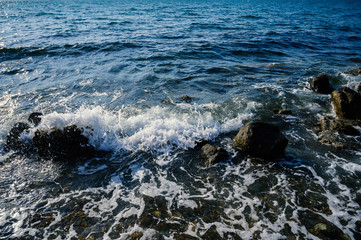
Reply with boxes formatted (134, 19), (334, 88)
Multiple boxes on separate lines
(312, 71), (361, 149)
(9, 68), (361, 164)
(5, 113), (97, 161)
(33, 125), (95, 160)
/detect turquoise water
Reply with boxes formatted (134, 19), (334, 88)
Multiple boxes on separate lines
(1, 0), (361, 239)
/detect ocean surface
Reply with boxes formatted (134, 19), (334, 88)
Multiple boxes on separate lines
(1, 0), (361, 239)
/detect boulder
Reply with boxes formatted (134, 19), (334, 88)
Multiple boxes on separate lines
(33, 125), (95, 160)
(201, 144), (228, 167)
(311, 74), (334, 94)
(345, 68), (361, 76)
(234, 122), (288, 159)
(331, 87), (361, 120)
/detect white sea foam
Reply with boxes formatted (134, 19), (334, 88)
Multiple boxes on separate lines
(341, 72), (361, 91)
(26, 104), (252, 156)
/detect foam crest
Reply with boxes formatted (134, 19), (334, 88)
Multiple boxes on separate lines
(29, 104), (251, 154)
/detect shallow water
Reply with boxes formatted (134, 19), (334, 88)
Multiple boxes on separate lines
(1, 0), (361, 239)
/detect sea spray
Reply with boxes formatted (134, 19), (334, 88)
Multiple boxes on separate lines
(24, 104), (252, 156)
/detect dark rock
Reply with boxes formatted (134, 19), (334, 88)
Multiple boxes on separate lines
(5, 122), (30, 150)
(33, 125), (95, 160)
(345, 68), (361, 76)
(201, 144), (228, 167)
(298, 210), (351, 240)
(331, 87), (361, 120)
(5, 112), (43, 151)
(311, 74), (334, 94)
(181, 95), (193, 103)
(202, 225), (223, 240)
(195, 139), (210, 149)
(28, 112), (43, 126)
(358, 83), (361, 95)
(234, 122), (288, 159)
(273, 109), (292, 115)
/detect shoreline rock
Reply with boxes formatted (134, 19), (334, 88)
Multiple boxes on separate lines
(5, 112), (43, 151)
(311, 74), (334, 94)
(201, 144), (228, 167)
(33, 125), (95, 160)
(320, 116), (359, 136)
(28, 112), (43, 126)
(345, 68), (361, 76)
(331, 87), (361, 120)
(314, 116), (360, 149)
(6, 122), (30, 150)
(234, 122), (288, 159)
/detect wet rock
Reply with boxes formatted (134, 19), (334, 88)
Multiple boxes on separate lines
(299, 210), (351, 240)
(129, 232), (143, 239)
(234, 122), (288, 159)
(5, 122), (30, 150)
(358, 83), (361, 95)
(273, 109), (292, 115)
(320, 116), (360, 136)
(195, 139), (210, 149)
(5, 112), (43, 151)
(345, 68), (361, 76)
(311, 74), (334, 94)
(173, 234), (199, 240)
(331, 87), (361, 120)
(202, 225), (223, 240)
(28, 112), (43, 126)
(201, 144), (228, 167)
(247, 176), (277, 197)
(33, 125), (95, 160)
(181, 95), (193, 103)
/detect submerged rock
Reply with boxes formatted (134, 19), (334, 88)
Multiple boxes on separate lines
(234, 122), (288, 159)
(33, 125), (95, 160)
(331, 87), (361, 120)
(273, 109), (292, 115)
(299, 210), (351, 240)
(181, 95), (193, 103)
(311, 74), (334, 94)
(201, 144), (228, 167)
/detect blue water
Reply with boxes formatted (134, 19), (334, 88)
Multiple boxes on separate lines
(1, 0), (361, 239)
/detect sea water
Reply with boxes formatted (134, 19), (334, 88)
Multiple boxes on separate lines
(1, 0), (361, 239)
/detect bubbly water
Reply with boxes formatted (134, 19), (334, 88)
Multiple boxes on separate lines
(1, 0), (361, 239)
